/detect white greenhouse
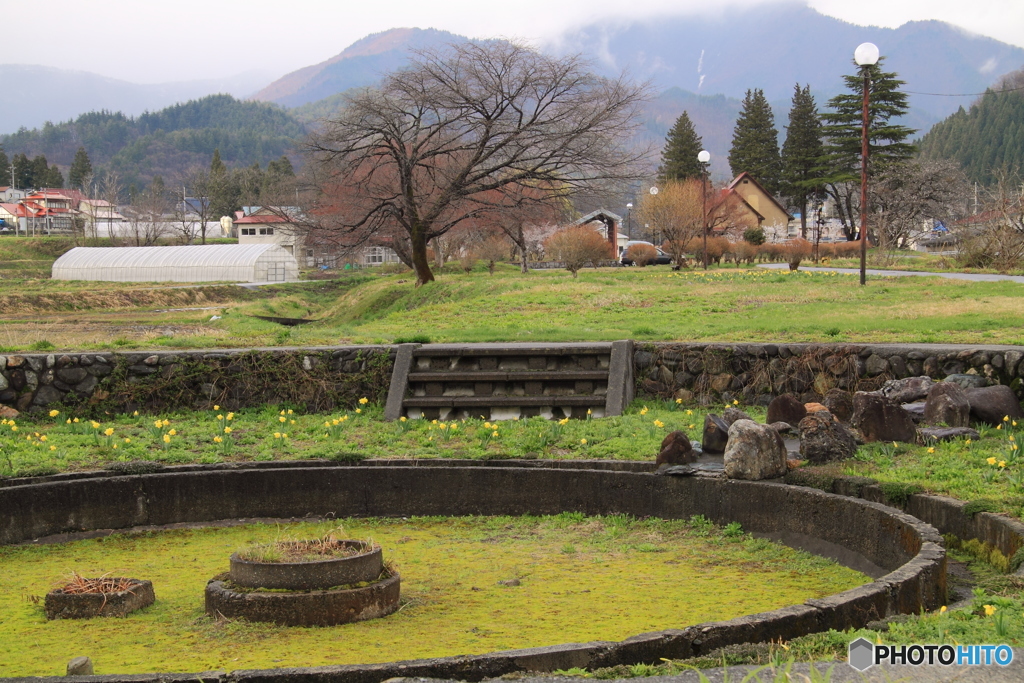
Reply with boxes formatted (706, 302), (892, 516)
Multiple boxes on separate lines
(51, 244), (300, 283)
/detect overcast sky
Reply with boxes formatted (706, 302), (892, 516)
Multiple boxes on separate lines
(6, 0), (1023, 84)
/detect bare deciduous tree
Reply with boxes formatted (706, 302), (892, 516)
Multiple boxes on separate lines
(307, 40), (651, 285)
(869, 160), (969, 254)
(543, 225), (614, 278)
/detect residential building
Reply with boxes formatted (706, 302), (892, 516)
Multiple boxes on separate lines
(78, 199), (125, 238)
(713, 173), (793, 240)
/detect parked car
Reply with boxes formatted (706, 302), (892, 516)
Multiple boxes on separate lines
(620, 240), (673, 266)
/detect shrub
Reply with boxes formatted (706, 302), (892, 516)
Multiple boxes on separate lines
(731, 240), (758, 264)
(782, 238), (812, 270)
(743, 227), (765, 245)
(686, 236), (729, 265)
(543, 226), (613, 278)
(624, 243), (657, 267)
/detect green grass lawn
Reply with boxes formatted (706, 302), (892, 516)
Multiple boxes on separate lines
(3, 262), (1022, 352)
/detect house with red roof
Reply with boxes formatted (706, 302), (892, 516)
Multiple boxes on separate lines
(712, 173), (793, 240)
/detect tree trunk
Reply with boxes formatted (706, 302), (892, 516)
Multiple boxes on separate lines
(799, 196), (807, 239)
(517, 226), (529, 273)
(410, 227), (435, 286)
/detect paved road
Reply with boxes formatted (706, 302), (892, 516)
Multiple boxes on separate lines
(757, 263), (1024, 283)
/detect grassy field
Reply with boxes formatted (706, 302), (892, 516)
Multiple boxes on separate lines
(0, 514), (865, 676)
(1, 261), (1023, 351)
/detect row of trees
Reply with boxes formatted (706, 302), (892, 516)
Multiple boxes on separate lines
(657, 60), (922, 241)
(0, 147), (66, 189)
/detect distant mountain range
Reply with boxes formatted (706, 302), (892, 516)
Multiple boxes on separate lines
(0, 65), (273, 135)
(4, 4), (1024, 184)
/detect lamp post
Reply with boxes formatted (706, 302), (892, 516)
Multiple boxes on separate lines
(698, 150), (711, 269)
(854, 42), (879, 286)
(626, 202), (633, 238)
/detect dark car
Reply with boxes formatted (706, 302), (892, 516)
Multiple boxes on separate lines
(620, 240), (673, 266)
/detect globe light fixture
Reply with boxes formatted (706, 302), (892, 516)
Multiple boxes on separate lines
(626, 202), (633, 238)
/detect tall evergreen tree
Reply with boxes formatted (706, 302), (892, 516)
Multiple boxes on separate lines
(781, 84), (824, 238)
(0, 145), (9, 187)
(728, 89), (782, 195)
(820, 58), (915, 232)
(208, 148), (239, 221)
(68, 147), (93, 189)
(657, 111), (704, 181)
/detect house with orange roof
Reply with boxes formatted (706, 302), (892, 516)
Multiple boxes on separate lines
(713, 173), (793, 240)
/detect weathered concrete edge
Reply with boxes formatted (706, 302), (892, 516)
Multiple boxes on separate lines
(384, 343), (420, 421)
(786, 471), (1024, 576)
(0, 465), (944, 683)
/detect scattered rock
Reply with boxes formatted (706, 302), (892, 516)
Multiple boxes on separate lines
(641, 378), (667, 395)
(723, 419), (788, 480)
(918, 427), (980, 444)
(851, 392), (918, 443)
(901, 402), (926, 423)
(767, 394), (806, 426)
(798, 411), (858, 463)
(497, 578), (521, 587)
(965, 385), (1024, 426)
(689, 441), (704, 457)
(658, 464), (697, 476)
(804, 402), (829, 414)
(656, 430), (697, 466)
(878, 376), (934, 403)
(0, 405), (19, 419)
(702, 414), (730, 453)
(768, 421), (795, 435)
(721, 406), (752, 425)
(923, 382), (970, 428)
(67, 657), (94, 676)
(944, 374), (988, 390)
(823, 389), (854, 422)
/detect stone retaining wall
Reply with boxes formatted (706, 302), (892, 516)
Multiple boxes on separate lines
(635, 343), (1024, 405)
(0, 462), (943, 682)
(0, 346), (393, 415)
(2, 342), (1022, 417)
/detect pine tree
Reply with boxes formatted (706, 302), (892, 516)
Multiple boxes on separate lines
(819, 58), (915, 230)
(208, 148), (239, 224)
(68, 147), (93, 189)
(781, 84), (824, 238)
(0, 146), (9, 187)
(657, 111), (704, 181)
(728, 89), (782, 195)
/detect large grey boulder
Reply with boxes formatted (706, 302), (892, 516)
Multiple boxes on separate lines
(923, 382), (970, 428)
(878, 376), (934, 403)
(965, 385), (1024, 426)
(724, 419), (788, 481)
(944, 374), (989, 390)
(851, 391), (918, 443)
(722, 406), (753, 425)
(798, 411), (858, 463)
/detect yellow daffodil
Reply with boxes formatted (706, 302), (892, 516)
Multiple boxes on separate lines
(686, 409), (693, 415)
(133, 410), (139, 416)
(217, 414), (224, 420)
(227, 413), (234, 420)
(274, 432), (282, 438)
(492, 431), (498, 437)
(999, 461), (1007, 468)
(104, 428), (115, 436)
(1004, 415), (1010, 422)
(288, 409), (294, 415)
(162, 434), (171, 443)
(124, 438), (130, 443)
(224, 427), (232, 434)
(279, 416), (287, 423)
(168, 429), (176, 436)
(39, 435), (47, 442)
(927, 447), (935, 454)
(580, 438), (588, 445)
(640, 407), (648, 415)
(359, 398), (368, 405)
(653, 420), (664, 428)
(91, 421), (101, 429)
(214, 436), (223, 443)
(50, 445), (56, 451)
(988, 457), (997, 465)
(356, 408), (362, 414)
(559, 418), (569, 426)
(675, 398), (682, 404)
(984, 605), (997, 616)
(214, 405), (220, 410)
(939, 606), (947, 613)
(49, 409), (60, 417)
(400, 416), (407, 422)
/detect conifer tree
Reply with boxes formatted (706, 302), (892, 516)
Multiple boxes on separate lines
(728, 89), (782, 195)
(819, 58), (915, 231)
(207, 148), (239, 220)
(781, 84), (824, 237)
(68, 147), (93, 189)
(0, 146), (9, 187)
(658, 111), (704, 181)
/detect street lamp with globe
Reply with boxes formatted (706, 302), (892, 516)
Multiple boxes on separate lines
(698, 150), (711, 269)
(626, 202), (633, 238)
(854, 42), (879, 286)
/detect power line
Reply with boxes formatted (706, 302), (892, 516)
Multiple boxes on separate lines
(904, 85), (1024, 97)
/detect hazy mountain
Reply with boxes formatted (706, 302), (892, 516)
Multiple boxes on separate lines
(0, 65), (274, 136)
(253, 28), (465, 108)
(553, 3), (1024, 127)
(1, 95), (305, 189)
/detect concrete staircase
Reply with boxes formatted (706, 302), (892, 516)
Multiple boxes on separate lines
(384, 342), (634, 421)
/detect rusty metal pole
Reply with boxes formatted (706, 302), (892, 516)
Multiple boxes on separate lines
(859, 68), (870, 286)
